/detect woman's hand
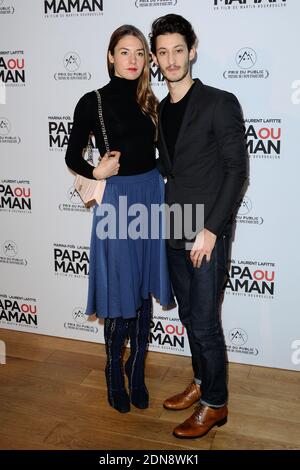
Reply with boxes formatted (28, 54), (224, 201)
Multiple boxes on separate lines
(92, 151), (121, 179)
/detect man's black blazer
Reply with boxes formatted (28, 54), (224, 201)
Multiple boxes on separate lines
(157, 79), (247, 248)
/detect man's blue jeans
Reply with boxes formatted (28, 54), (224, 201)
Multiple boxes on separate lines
(167, 235), (229, 407)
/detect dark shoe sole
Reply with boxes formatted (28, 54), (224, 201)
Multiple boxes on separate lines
(173, 416), (227, 439)
(107, 393), (131, 413)
(131, 401), (149, 410)
(114, 407), (131, 413)
(108, 401), (130, 413)
(130, 391), (149, 409)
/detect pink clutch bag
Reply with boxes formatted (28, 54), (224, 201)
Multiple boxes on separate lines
(74, 174), (106, 208)
(74, 90), (109, 208)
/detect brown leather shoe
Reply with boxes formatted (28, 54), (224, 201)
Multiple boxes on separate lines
(163, 382), (201, 410)
(173, 404), (228, 439)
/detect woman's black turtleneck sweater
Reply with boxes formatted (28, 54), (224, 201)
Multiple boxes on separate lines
(65, 76), (156, 178)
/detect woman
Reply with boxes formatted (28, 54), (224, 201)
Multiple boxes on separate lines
(65, 25), (173, 413)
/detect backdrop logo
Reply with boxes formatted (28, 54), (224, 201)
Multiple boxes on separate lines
(58, 185), (93, 212)
(1, 240), (28, 266)
(135, 0), (177, 7)
(2, 240), (17, 257)
(0, 0), (15, 15)
(68, 186), (83, 205)
(64, 52), (80, 71)
(149, 317), (185, 352)
(0, 180), (32, 213)
(0, 51), (26, 85)
(236, 195), (264, 225)
(150, 60), (165, 87)
(223, 48), (269, 79)
(238, 196), (252, 215)
(48, 115), (72, 150)
(0, 117), (10, 135)
(54, 243), (89, 278)
(226, 259), (275, 299)
(44, 0), (103, 17)
(214, 0), (287, 10)
(226, 328), (258, 356)
(64, 307), (98, 334)
(236, 48), (256, 69)
(229, 328), (248, 345)
(245, 118), (282, 159)
(0, 117), (21, 144)
(0, 295), (38, 328)
(72, 307), (88, 324)
(54, 53), (91, 81)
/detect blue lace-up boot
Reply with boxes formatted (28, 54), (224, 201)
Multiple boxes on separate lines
(104, 318), (130, 413)
(125, 298), (152, 409)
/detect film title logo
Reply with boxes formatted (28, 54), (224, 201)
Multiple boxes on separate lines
(54, 243), (89, 277)
(214, 0), (287, 9)
(48, 116), (72, 150)
(150, 319), (185, 350)
(44, 0), (103, 17)
(0, 298), (37, 327)
(150, 60), (165, 86)
(0, 181), (31, 212)
(245, 119), (281, 159)
(226, 261), (275, 298)
(0, 51), (25, 85)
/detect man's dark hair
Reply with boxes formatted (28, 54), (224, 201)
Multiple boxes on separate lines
(150, 14), (197, 54)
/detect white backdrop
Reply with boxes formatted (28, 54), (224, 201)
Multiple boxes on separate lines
(1, 0), (300, 371)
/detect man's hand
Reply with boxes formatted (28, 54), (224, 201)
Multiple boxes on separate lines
(92, 150), (121, 180)
(190, 228), (217, 268)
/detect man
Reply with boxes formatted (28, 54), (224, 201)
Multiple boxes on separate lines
(150, 14), (247, 439)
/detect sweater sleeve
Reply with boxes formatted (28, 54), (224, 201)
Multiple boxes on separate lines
(65, 92), (96, 179)
(204, 93), (248, 236)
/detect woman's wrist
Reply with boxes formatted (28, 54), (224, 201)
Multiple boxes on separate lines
(93, 167), (103, 180)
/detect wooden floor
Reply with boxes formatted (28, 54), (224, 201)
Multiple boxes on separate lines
(0, 328), (299, 450)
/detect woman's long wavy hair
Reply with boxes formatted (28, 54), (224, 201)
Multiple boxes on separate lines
(107, 25), (158, 129)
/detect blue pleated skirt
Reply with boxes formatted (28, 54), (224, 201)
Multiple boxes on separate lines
(85, 168), (174, 319)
